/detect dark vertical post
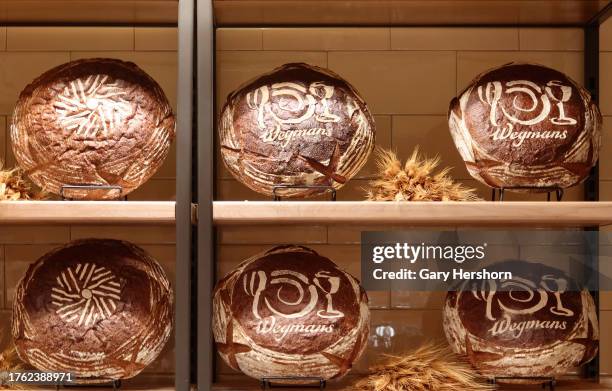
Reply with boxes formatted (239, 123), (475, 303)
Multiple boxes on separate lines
(584, 20), (600, 381)
(197, 0), (215, 389)
(176, 0), (195, 389)
(585, 23), (599, 203)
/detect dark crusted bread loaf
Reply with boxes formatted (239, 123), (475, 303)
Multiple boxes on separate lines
(213, 245), (370, 383)
(12, 239), (173, 382)
(11, 58), (175, 199)
(219, 63), (375, 198)
(443, 261), (599, 383)
(449, 63), (600, 191)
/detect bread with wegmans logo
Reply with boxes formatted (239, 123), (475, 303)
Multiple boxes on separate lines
(448, 63), (600, 191)
(219, 63), (375, 198)
(213, 245), (370, 383)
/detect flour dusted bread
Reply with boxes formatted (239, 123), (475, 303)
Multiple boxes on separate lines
(11, 58), (175, 199)
(443, 261), (599, 383)
(12, 239), (173, 382)
(449, 63), (601, 191)
(213, 245), (370, 383)
(220, 63), (375, 198)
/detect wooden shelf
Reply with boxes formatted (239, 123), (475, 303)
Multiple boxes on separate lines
(0, 201), (175, 224)
(213, 201), (612, 227)
(213, 0), (610, 27)
(37, 388), (178, 391)
(0, 0), (178, 25)
(212, 377), (612, 390)
(33, 375), (180, 390)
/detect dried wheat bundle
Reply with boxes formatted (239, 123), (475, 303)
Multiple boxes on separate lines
(366, 148), (480, 201)
(0, 162), (42, 201)
(347, 344), (492, 391)
(0, 342), (26, 389)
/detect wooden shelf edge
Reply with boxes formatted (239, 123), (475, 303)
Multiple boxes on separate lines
(213, 201), (612, 227)
(0, 201), (176, 224)
(0, 1), (179, 26)
(212, 377), (612, 390)
(213, 0), (609, 27)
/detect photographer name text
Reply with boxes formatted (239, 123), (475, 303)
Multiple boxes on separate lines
(370, 242), (513, 282)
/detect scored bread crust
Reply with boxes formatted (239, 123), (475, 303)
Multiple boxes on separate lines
(448, 62), (601, 192)
(443, 277), (599, 383)
(11, 58), (175, 199)
(219, 63), (375, 198)
(12, 239), (174, 382)
(213, 245), (370, 383)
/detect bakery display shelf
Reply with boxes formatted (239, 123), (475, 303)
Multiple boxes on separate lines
(0, 200), (175, 224)
(195, 0), (612, 389)
(213, 0), (610, 27)
(0, 0), (178, 26)
(213, 201), (612, 227)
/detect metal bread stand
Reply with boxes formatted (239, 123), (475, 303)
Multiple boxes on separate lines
(60, 184), (125, 201)
(261, 377), (326, 390)
(488, 376), (555, 390)
(272, 184), (337, 201)
(491, 187), (564, 202)
(56, 379), (121, 390)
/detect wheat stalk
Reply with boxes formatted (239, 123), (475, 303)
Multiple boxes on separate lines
(366, 147), (480, 201)
(0, 161), (45, 201)
(346, 343), (492, 391)
(0, 340), (27, 390)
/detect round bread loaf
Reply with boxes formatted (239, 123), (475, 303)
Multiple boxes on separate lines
(11, 58), (175, 200)
(213, 245), (370, 383)
(12, 239), (173, 382)
(443, 261), (599, 383)
(219, 63), (375, 198)
(448, 63), (601, 191)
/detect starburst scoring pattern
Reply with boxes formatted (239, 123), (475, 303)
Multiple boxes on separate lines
(52, 263), (122, 327)
(54, 75), (133, 138)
